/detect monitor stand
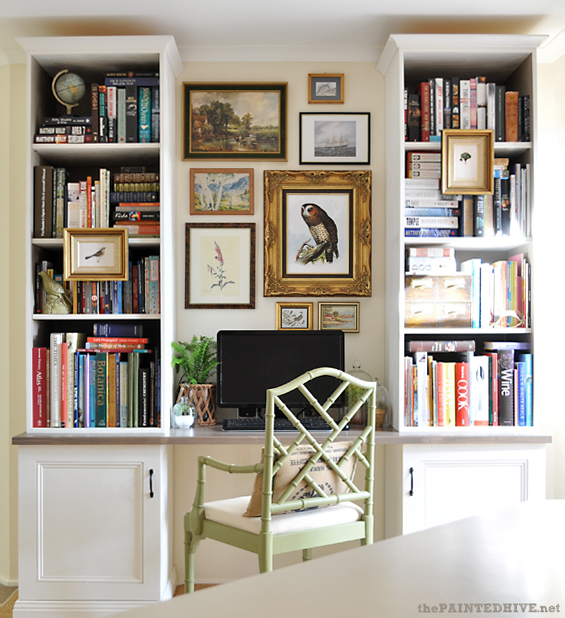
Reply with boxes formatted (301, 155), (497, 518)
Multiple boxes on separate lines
(238, 406), (262, 418)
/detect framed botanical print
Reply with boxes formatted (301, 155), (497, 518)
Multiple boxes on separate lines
(441, 129), (494, 194)
(185, 223), (255, 309)
(190, 168), (254, 215)
(264, 170), (372, 297)
(183, 83), (287, 160)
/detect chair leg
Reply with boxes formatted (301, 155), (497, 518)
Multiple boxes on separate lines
(258, 534), (273, 573)
(302, 548), (312, 562)
(184, 529), (200, 593)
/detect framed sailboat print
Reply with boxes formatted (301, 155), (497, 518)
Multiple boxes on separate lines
(299, 112), (370, 164)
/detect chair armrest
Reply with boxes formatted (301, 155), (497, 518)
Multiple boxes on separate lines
(198, 455), (263, 475)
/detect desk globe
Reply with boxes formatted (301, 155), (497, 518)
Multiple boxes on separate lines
(52, 69), (86, 115)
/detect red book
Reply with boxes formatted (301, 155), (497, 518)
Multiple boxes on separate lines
(418, 81), (430, 142)
(87, 337), (148, 344)
(32, 347), (48, 427)
(455, 361), (470, 426)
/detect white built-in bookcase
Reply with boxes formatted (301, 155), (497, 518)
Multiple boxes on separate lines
(20, 35), (183, 434)
(377, 34), (546, 433)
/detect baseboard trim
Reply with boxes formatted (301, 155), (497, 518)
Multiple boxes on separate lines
(13, 599), (160, 617)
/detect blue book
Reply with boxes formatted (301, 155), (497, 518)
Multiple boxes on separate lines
(93, 322), (144, 337)
(515, 361), (526, 426)
(138, 86), (151, 142)
(517, 353), (533, 426)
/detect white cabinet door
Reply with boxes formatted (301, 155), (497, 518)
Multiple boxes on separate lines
(385, 443), (546, 537)
(17, 444), (174, 617)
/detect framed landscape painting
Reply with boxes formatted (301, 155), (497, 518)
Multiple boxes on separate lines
(319, 302), (360, 333)
(183, 83), (287, 160)
(299, 112), (370, 164)
(263, 170), (372, 297)
(185, 223), (255, 309)
(190, 168), (254, 215)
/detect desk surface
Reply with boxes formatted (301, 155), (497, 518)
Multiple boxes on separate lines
(111, 500), (564, 618)
(12, 426), (552, 446)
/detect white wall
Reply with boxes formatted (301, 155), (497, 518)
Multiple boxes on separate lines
(172, 60), (387, 582)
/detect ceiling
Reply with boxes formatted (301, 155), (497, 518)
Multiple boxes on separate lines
(1, 0), (565, 65)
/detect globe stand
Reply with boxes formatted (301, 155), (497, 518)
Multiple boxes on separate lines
(51, 69), (84, 116)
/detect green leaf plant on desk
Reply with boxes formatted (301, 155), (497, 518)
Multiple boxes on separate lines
(171, 336), (220, 426)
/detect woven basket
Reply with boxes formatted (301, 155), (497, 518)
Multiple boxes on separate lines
(177, 383), (216, 426)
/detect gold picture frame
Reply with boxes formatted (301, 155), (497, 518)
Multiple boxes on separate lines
(276, 302), (314, 330)
(318, 302), (360, 333)
(308, 73), (344, 104)
(264, 170), (372, 297)
(441, 129), (494, 195)
(63, 228), (128, 281)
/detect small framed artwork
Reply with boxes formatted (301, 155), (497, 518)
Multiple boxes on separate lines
(276, 302), (314, 330)
(319, 302), (360, 333)
(299, 112), (370, 164)
(190, 168), (254, 215)
(308, 73), (344, 104)
(183, 83), (287, 160)
(441, 129), (494, 195)
(185, 223), (255, 309)
(263, 169), (372, 297)
(63, 228), (128, 281)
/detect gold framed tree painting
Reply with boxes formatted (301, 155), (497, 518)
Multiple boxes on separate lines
(264, 170), (372, 297)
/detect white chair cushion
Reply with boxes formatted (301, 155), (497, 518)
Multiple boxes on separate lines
(204, 496), (363, 535)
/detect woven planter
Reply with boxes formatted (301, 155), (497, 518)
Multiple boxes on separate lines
(177, 383), (216, 426)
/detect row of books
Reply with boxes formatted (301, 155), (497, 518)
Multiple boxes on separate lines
(32, 333), (160, 428)
(35, 73), (160, 144)
(34, 165), (160, 238)
(405, 249), (530, 329)
(405, 158), (530, 238)
(405, 77), (530, 142)
(35, 256), (161, 315)
(404, 341), (532, 428)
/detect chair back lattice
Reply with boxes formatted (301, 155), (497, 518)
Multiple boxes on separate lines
(260, 367), (376, 525)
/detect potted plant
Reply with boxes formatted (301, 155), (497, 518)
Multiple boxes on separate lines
(171, 336), (220, 426)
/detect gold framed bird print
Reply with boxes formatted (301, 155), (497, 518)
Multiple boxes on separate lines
(63, 228), (129, 281)
(264, 170), (371, 297)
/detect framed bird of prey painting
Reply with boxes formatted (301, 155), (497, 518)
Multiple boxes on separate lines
(63, 228), (129, 281)
(263, 170), (371, 297)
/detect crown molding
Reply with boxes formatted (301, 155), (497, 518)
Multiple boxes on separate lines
(538, 28), (565, 63)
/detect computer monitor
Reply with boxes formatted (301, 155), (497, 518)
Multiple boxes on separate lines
(216, 330), (345, 416)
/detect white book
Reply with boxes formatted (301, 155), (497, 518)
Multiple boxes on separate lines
(413, 352), (428, 428)
(435, 78), (443, 135)
(470, 355), (490, 426)
(460, 79), (471, 129)
(479, 262), (494, 327)
(405, 216), (458, 229)
(404, 178), (440, 188)
(49, 332), (65, 428)
(486, 82), (496, 130)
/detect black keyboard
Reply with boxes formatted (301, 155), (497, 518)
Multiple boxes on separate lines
(222, 417), (333, 431)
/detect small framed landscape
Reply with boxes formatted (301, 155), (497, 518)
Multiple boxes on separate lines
(308, 73), (344, 104)
(185, 222), (255, 309)
(63, 228), (128, 281)
(183, 82), (287, 160)
(275, 302), (314, 331)
(190, 168), (254, 215)
(319, 302), (360, 333)
(441, 129), (494, 195)
(299, 112), (370, 165)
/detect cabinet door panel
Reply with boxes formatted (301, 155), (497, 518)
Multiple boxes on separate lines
(39, 461), (143, 581)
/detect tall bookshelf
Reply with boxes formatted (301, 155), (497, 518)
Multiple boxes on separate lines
(21, 36), (183, 433)
(15, 36), (183, 617)
(377, 34), (546, 434)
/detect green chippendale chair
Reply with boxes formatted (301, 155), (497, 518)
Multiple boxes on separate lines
(184, 367), (377, 592)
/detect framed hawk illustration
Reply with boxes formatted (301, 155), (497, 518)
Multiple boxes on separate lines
(263, 170), (372, 297)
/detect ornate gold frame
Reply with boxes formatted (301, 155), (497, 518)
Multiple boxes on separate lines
(63, 228), (128, 281)
(264, 170), (371, 297)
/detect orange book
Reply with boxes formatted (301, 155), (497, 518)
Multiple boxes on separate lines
(505, 91), (519, 142)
